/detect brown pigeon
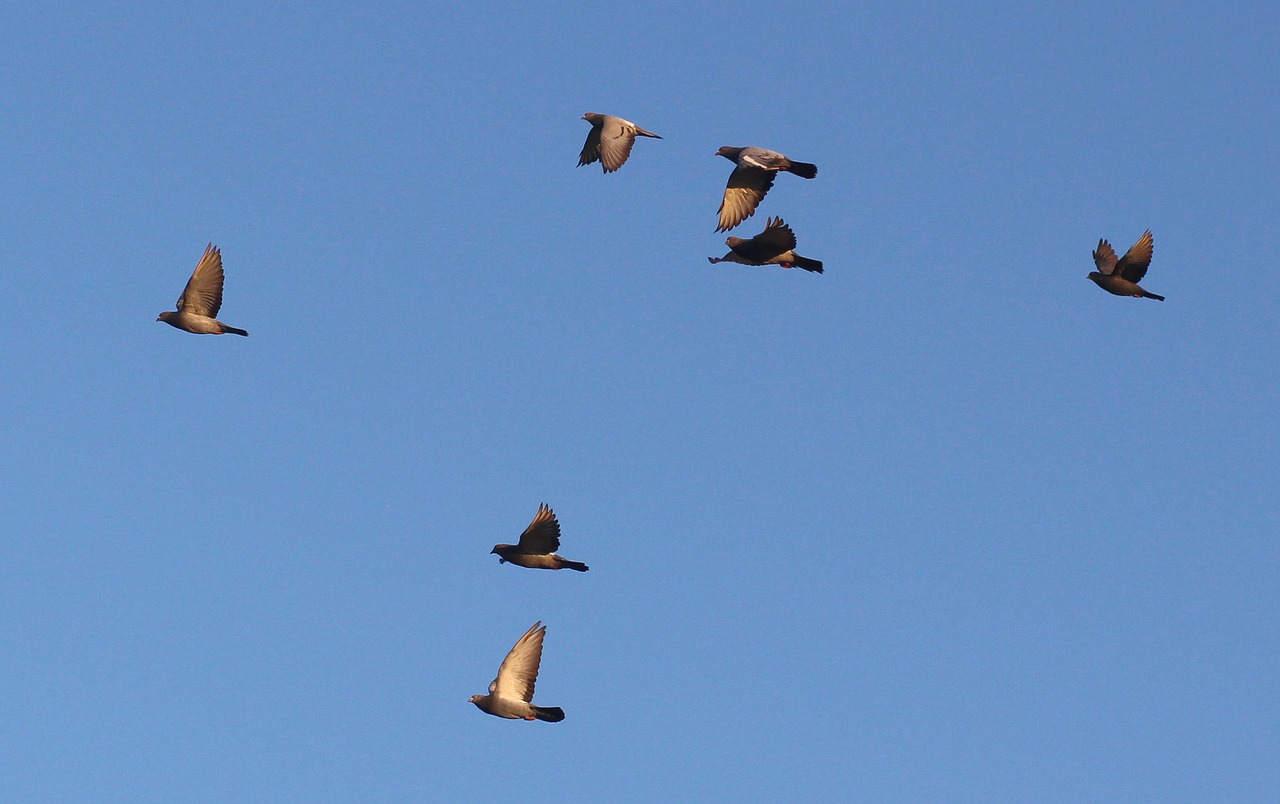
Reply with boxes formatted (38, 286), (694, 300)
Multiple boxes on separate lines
(490, 503), (588, 572)
(156, 244), (249, 335)
(716, 146), (817, 232)
(708, 217), (824, 273)
(1089, 230), (1163, 301)
(578, 113), (662, 173)
(468, 621), (565, 723)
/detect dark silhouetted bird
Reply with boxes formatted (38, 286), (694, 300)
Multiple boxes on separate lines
(715, 146), (817, 232)
(577, 113), (662, 173)
(156, 244), (249, 335)
(1089, 230), (1164, 301)
(490, 503), (588, 572)
(708, 217), (824, 273)
(468, 621), (565, 723)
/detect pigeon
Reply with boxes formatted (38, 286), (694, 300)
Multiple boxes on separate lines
(708, 217), (824, 273)
(490, 503), (589, 572)
(468, 621), (565, 723)
(1089, 230), (1164, 301)
(578, 113), (662, 173)
(715, 146), (818, 232)
(156, 244), (249, 335)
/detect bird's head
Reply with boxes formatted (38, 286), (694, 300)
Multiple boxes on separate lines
(716, 146), (739, 160)
(156, 312), (171, 323)
(1087, 271), (1104, 283)
(490, 544), (510, 563)
(582, 112), (598, 122)
(468, 695), (484, 705)
(725, 237), (745, 248)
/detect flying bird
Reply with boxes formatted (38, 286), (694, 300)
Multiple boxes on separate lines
(708, 217), (824, 273)
(1089, 230), (1164, 301)
(468, 621), (565, 723)
(715, 146), (817, 232)
(490, 503), (588, 572)
(578, 113), (662, 173)
(156, 244), (249, 335)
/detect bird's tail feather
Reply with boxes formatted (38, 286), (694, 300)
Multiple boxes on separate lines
(221, 325), (249, 336)
(636, 127), (662, 139)
(791, 255), (824, 274)
(558, 559), (589, 572)
(787, 161), (818, 179)
(1145, 291), (1165, 301)
(534, 706), (566, 722)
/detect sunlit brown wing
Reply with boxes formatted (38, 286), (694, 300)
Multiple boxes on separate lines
(1115, 230), (1153, 283)
(717, 167), (774, 232)
(597, 119), (636, 173)
(517, 503), (561, 553)
(176, 243), (225, 317)
(1092, 239), (1119, 275)
(490, 621), (546, 702)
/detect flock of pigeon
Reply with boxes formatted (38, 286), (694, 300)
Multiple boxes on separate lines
(153, 110), (1169, 724)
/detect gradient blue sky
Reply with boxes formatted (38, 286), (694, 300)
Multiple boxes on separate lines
(2, 2), (1277, 801)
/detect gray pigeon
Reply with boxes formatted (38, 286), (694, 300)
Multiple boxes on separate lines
(716, 146), (817, 232)
(708, 217), (823, 273)
(157, 244), (249, 335)
(490, 503), (588, 572)
(578, 113), (662, 173)
(1089, 230), (1164, 301)
(468, 621), (565, 723)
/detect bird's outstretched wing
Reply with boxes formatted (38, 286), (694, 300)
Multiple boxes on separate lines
(491, 621), (546, 703)
(517, 503), (561, 553)
(1092, 239), (1119, 275)
(1115, 230), (1153, 283)
(177, 243), (225, 317)
(597, 118), (636, 173)
(578, 125), (602, 168)
(755, 217), (798, 252)
(718, 167), (774, 232)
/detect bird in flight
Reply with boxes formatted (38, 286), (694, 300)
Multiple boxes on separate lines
(490, 503), (589, 572)
(1088, 230), (1164, 301)
(156, 244), (249, 335)
(708, 217), (824, 273)
(715, 146), (817, 232)
(577, 113), (662, 173)
(468, 621), (565, 723)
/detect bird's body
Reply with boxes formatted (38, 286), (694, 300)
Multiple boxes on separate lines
(491, 503), (588, 572)
(708, 216), (823, 273)
(156, 244), (249, 335)
(1088, 230), (1164, 301)
(469, 621), (565, 723)
(578, 112), (662, 173)
(156, 310), (237, 334)
(715, 146), (817, 232)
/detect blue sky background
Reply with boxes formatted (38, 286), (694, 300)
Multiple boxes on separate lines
(1, 2), (1277, 801)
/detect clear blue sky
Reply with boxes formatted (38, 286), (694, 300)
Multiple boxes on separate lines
(1, 2), (1277, 801)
